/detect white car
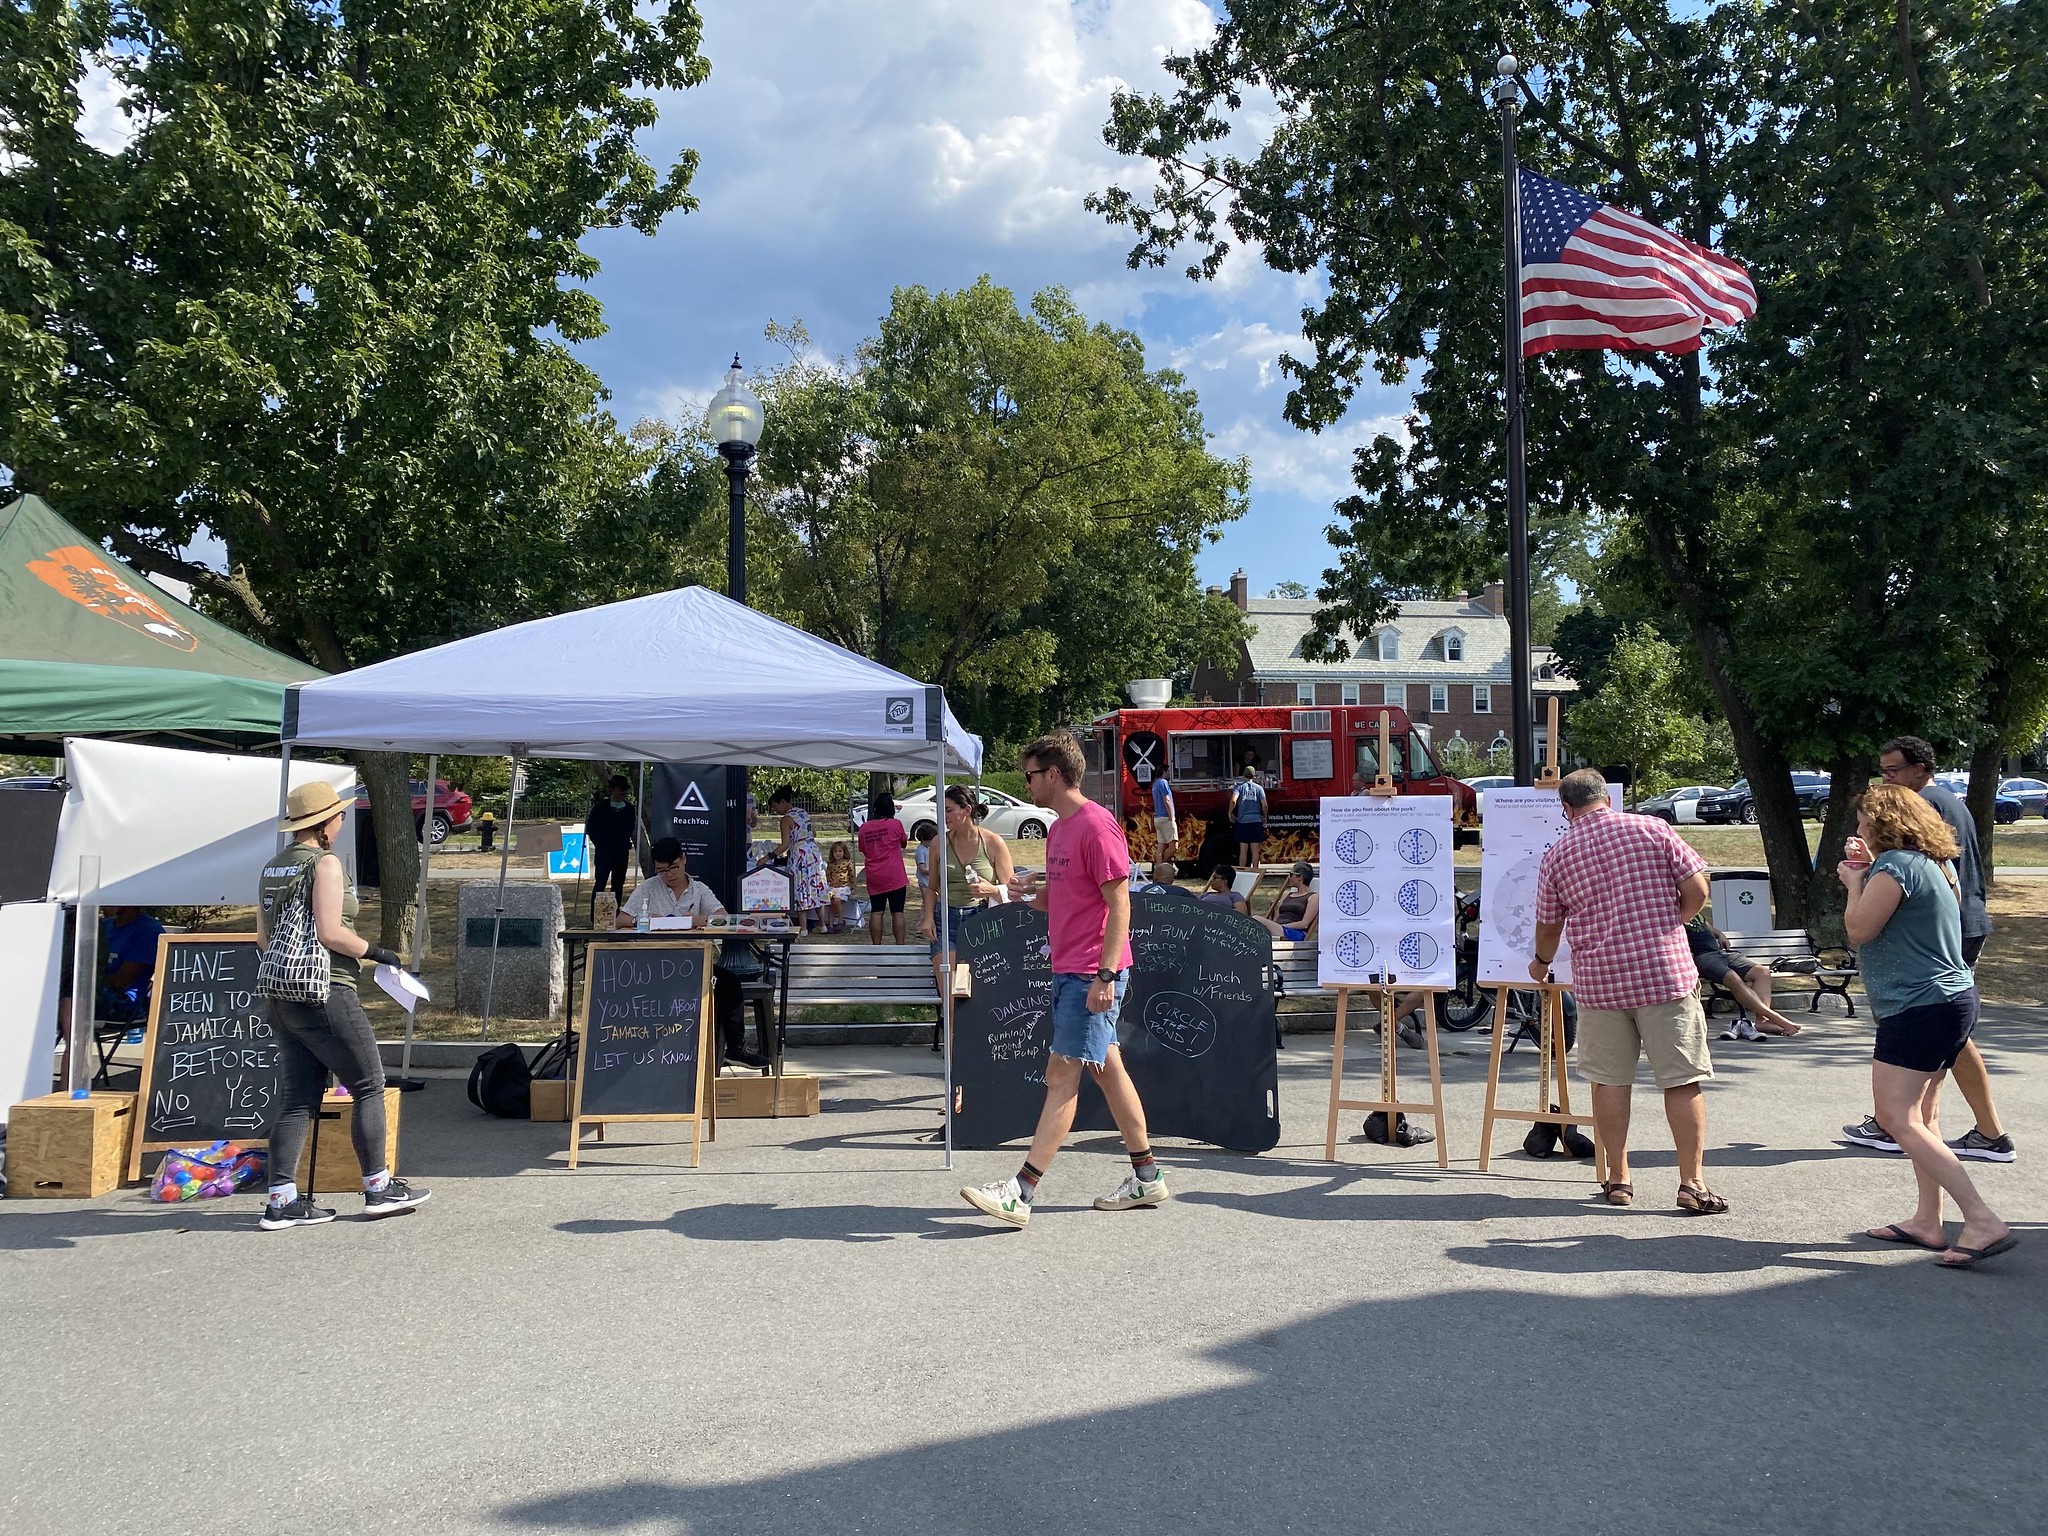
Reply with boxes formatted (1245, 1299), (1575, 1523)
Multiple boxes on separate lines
(1461, 775), (1514, 817)
(1638, 784), (1728, 824)
(891, 785), (1057, 842)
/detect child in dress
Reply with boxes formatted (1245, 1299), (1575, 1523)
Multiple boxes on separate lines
(824, 841), (856, 933)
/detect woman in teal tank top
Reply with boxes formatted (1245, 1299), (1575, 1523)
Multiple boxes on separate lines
(1840, 784), (2012, 1267)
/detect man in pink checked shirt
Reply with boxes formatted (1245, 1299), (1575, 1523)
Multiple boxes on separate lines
(1531, 769), (1725, 1216)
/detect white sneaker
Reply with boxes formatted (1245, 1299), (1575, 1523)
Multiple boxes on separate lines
(1717, 1020), (1741, 1041)
(960, 1177), (1031, 1228)
(1094, 1170), (1171, 1211)
(1735, 1018), (1766, 1042)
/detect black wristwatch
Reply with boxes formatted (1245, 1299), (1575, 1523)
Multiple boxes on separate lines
(1094, 967), (1117, 984)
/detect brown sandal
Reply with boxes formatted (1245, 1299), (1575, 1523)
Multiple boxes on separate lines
(1676, 1182), (1729, 1215)
(1598, 1181), (1634, 1206)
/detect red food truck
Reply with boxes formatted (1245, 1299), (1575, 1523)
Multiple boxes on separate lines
(1081, 703), (1478, 869)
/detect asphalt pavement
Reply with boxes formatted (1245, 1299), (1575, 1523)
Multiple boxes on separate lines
(4, 1003), (2044, 1535)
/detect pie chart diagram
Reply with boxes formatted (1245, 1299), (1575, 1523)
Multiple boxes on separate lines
(1398, 879), (1438, 917)
(1397, 827), (1438, 866)
(1399, 931), (1440, 971)
(1334, 880), (1374, 918)
(1333, 829), (1375, 866)
(1335, 931), (1373, 969)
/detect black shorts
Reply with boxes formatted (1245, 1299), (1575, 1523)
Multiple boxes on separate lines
(1237, 821), (1266, 845)
(1693, 948), (1751, 986)
(1874, 988), (1979, 1074)
(869, 887), (906, 914)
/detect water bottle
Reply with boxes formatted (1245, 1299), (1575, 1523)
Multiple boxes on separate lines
(636, 911), (650, 932)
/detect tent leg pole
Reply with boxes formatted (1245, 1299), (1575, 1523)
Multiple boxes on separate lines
(481, 754), (522, 1043)
(635, 761), (648, 872)
(275, 744), (293, 840)
(65, 855), (102, 1093)
(939, 742), (952, 1171)
(396, 752), (436, 1088)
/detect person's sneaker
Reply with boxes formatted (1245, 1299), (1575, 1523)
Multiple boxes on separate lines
(961, 1178), (1031, 1227)
(1947, 1128), (2018, 1163)
(1717, 1020), (1742, 1041)
(363, 1178), (431, 1219)
(259, 1196), (337, 1231)
(1734, 1018), (1765, 1042)
(1842, 1116), (1902, 1153)
(1365, 1111), (1436, 1148)
(1094, 1170), (1171, 1211)
(1397, 1017), (1425, 1050)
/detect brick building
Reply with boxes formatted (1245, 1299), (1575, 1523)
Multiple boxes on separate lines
(1191, 572), (1576, 762)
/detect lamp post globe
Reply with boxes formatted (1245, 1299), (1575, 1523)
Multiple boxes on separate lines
(706, 354), (765, 917)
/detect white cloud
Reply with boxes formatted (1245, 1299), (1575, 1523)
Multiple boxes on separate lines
(76, 60), (134, 155)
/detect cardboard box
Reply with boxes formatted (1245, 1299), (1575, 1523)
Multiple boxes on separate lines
(712, 1072), (820, 1119)
(293, 1087), (401, 1194)
(4, 1092), (136, 1198)
(529, 1078), (569, 1122)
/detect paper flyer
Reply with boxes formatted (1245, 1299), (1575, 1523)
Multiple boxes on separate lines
(1476, 788), (1574, 984)
(1316, 794), (1456, 989)
(374, 963), (431, 1015)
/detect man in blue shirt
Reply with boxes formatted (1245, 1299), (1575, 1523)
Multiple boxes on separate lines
(100, 906), (165, 1023)
(1149, 769), (1178, 881)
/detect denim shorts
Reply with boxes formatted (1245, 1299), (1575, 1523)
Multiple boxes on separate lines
(1050, 970), (1127, 1066)
(929, 906), (980, 958)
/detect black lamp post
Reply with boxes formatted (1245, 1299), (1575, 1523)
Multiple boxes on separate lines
(708, 355), (764, 908)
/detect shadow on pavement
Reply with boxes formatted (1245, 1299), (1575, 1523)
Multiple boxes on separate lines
(557, 1201), (1008, 1244)
(485, 1267), (2045, 1536)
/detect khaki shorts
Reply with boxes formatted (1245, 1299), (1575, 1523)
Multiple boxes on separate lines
(1154, 817), (1179, 847)
(1576, 995), (1714, 1090)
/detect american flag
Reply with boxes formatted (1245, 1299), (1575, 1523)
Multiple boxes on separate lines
(1517, 169), (1756, 357)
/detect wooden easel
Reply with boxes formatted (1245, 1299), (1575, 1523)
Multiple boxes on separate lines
(1323, 978), (1450, 1167)
(1474, 698), (1601, 1174)
(567, 940), (718, 1169)
(1322, 712), (1450, 1165)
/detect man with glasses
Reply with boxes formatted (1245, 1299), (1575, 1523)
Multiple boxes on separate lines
(1842, 737), (2015, 1161)
(616, 838), (767, 1069)
(959, 733), (1170, 1226)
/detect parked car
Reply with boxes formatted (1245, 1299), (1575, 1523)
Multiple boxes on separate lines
(2000, 776), (2048, 817)
(1935, 772), (2025, 824)
(1637, 785), (1727, 825)
(892, 785), (1056, 842)
(0, 775), (62, 792)
(1696, 773), (1831, 825)
(354, 777), (474, 845)
(1461, 775), (1515, 818)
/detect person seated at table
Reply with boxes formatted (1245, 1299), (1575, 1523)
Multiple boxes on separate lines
(99, 905), (165, 1024)
(1687, 914), (1803, 1039)
(616, 839), (767, 1069)
(616, 838), (726, 928)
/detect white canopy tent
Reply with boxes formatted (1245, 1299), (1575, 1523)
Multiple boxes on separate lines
(281, 585), (985, 1164)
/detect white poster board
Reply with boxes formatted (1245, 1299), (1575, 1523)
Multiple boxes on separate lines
(0, 902), (63, 1121)
(1477, 789), (1574, 984)
(1317, 795), (1456, 988)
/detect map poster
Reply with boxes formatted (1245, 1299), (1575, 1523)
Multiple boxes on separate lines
(1477, 789), (1574, 985)
(1317, 794), (1456, 989)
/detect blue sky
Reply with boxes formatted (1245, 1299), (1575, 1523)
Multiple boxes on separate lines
(569, 0), (1416, 596)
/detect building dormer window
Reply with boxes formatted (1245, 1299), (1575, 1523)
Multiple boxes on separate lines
(1443, 631), (1464, 662)
(1378, 628), (1399, 661)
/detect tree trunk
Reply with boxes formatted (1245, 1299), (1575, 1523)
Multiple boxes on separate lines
(354, 750), (419, 949)
(1803, 747), (1867, 947)
(1967, 735), (2003, 886)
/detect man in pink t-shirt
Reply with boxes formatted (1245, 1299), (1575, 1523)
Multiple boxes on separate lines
(855, 794), (910, 944)
(959, 733), (1168, 1228)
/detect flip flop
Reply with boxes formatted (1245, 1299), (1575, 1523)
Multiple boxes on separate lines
(1865, 1223), (1948, 1252)
(1938, 1235), (2019, 1269)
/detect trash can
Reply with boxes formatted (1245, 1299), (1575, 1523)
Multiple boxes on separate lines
(1711, 869), (1773, 933)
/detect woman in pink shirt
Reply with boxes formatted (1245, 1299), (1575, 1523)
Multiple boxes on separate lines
(856, 793), (911, 944)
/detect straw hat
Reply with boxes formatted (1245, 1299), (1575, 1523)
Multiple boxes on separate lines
(281, 780), (348, 833)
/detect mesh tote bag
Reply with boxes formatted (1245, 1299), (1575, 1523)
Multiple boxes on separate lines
(257, 860), (332, 1005)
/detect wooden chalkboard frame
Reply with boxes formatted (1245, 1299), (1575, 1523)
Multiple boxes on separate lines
(568, 939), (717, 1169)
(126, 932), (266, 1182)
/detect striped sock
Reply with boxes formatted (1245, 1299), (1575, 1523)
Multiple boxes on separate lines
(1130, 1148), (1159, 1183)
(1016, 1162), (1044, 1204)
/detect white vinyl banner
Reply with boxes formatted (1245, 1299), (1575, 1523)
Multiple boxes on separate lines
(1317, 794), (1456, 988)
(1477, 788), (1575, 985)
(0, 902), (62, 1121)
(48, 739), (356, 905)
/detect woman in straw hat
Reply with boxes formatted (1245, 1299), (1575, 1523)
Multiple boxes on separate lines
(255, 780), (429, 1229)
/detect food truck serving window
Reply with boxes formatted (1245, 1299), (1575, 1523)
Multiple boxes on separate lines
(1171, 731), (1283, 786)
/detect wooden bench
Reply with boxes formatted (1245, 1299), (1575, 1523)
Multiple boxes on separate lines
(1699, 928), (1859, 1018)
(768, 942), (945, 1049)
(1269, 939), (1322, 1008)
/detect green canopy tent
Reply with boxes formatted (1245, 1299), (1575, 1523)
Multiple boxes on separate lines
(0, 494), (319, 751)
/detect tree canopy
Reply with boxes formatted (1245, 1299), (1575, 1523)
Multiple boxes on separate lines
(1092, 0), (2048, 927)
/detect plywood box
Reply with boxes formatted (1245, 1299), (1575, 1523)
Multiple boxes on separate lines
(5, 1092), (136, 1198)
(529, 1078), (569, 1122)
(713, 1072), (820, 1119)
(293, 1088), (401, 1194)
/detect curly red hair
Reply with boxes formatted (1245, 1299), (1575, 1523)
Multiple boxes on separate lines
(1857, 783), (1961, 862)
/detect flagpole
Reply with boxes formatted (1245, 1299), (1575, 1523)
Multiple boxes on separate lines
(1493, 53), (1535, 788)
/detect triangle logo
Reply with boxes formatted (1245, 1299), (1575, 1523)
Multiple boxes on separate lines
(675, 781), (710, 813)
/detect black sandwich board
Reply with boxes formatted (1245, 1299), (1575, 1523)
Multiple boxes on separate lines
(569, 939), (715, 1167)
(127, 935), (276, 1180)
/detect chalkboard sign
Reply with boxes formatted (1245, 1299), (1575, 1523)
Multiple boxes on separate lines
(568, 939), (714, 1168)
(951, 890), (1280, 1152)
(127, 935), (276, 1180)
